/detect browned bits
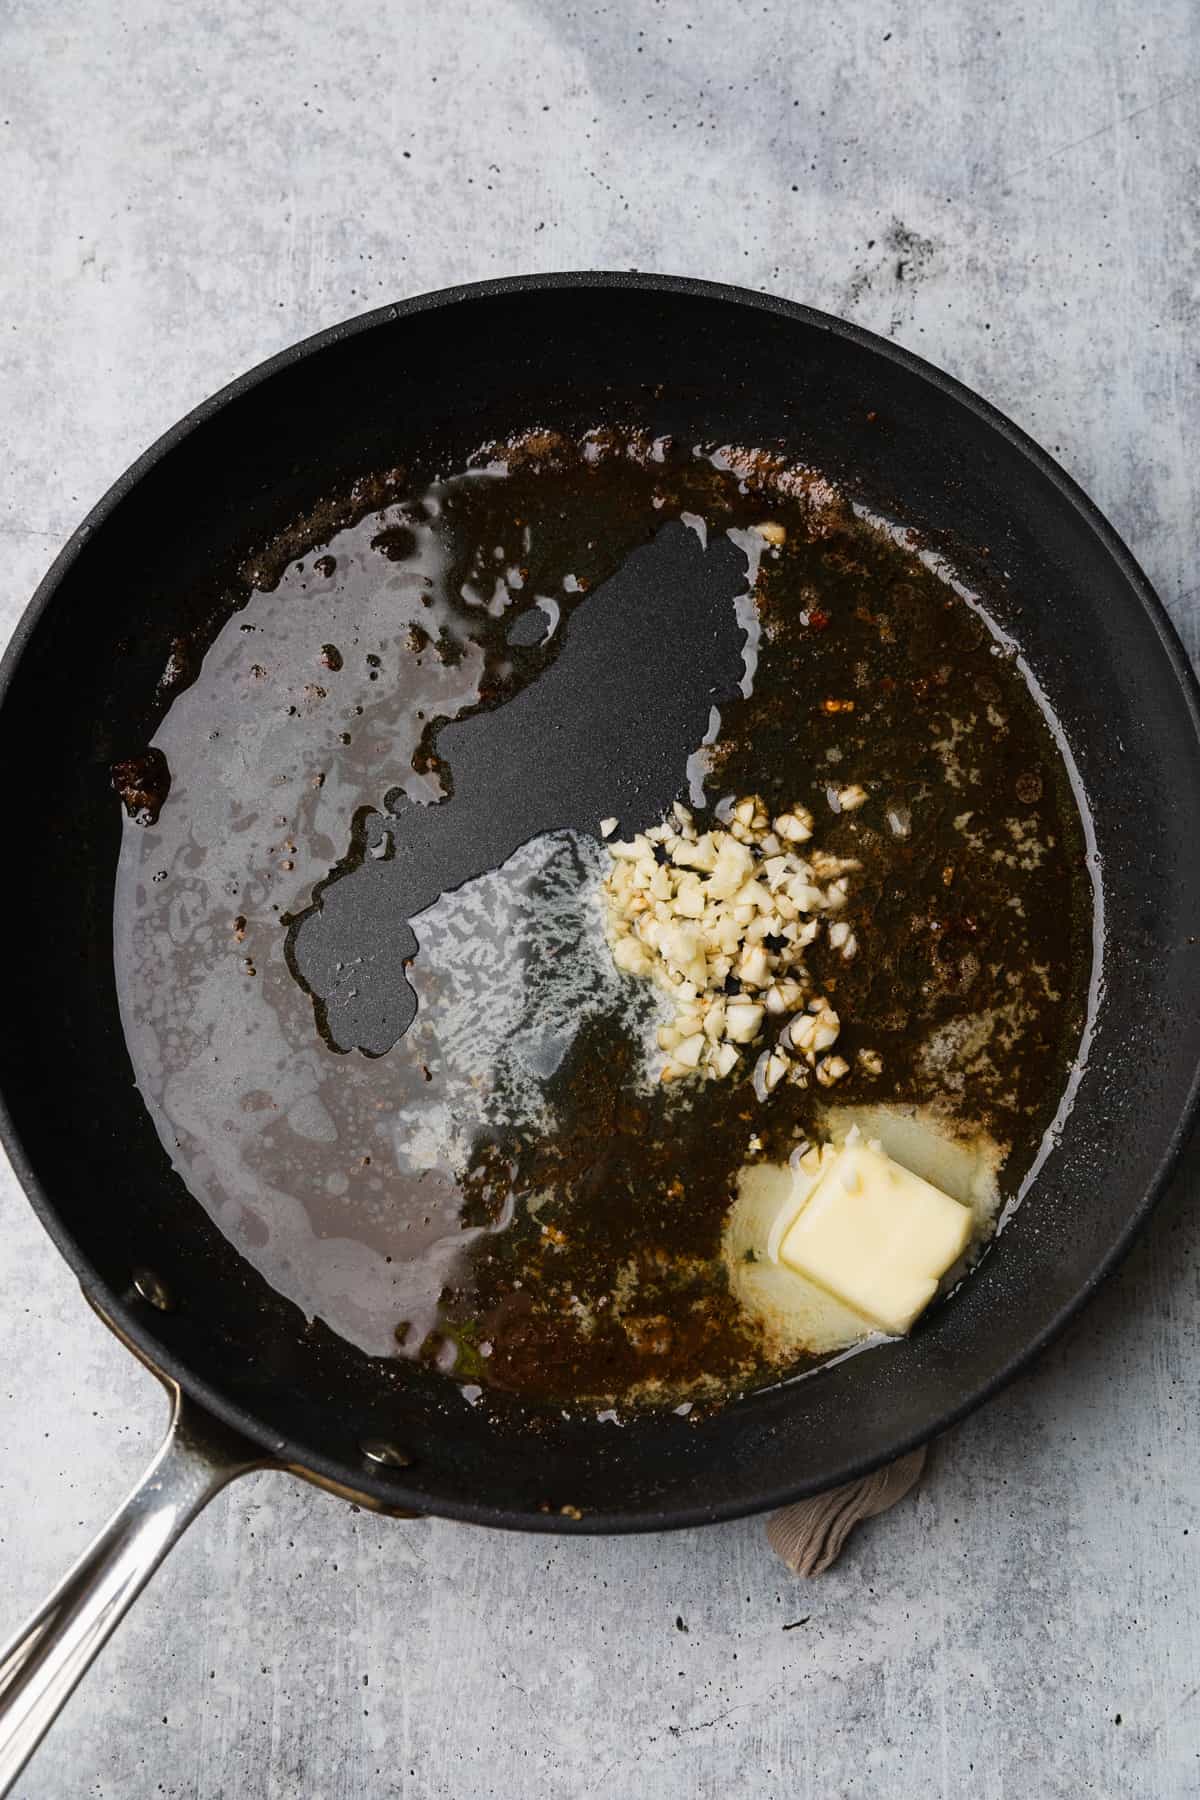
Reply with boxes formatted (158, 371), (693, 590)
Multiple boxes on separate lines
(314, 554), (337, 578)
(559, 1504), (584, 1521)
(1015, 769), (1044, 804)
(623, 1315), (674, 1355)
(318, 644), (343, 672)
(821, 697), (855, 714)
(232, 915), (247, 941)
(111, 747), (171, 826)
(489, 427), (575, 471)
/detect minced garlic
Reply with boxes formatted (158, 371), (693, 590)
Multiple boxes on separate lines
(601, 797), (864, 1095)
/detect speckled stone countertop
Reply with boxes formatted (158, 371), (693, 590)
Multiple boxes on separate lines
(1, 3), (1198, 1795)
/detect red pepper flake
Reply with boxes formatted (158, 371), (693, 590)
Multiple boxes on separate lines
(808, 608), (831, 631)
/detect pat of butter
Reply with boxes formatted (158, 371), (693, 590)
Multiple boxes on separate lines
(777, 1142), (972, 1336)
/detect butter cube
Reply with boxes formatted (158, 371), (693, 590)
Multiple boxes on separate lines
(777, 1142), (972, 1336)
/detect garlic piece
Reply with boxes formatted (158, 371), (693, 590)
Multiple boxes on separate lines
(774, 809), (814, 844)
(703, 998), (727, 1042)
(828, 919), (859, 960)
(725, 1001), (766, 1044)
(672, 1033), (706, 1070)
(736, 944), (771, 989)
(612, 937), (652, 975)
(754, 1048), (792, 1099)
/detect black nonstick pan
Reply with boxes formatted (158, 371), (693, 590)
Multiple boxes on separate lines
(2, 273), (1199, 1789)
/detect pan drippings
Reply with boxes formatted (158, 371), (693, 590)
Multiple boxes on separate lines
(112, 431), (1093, 1410)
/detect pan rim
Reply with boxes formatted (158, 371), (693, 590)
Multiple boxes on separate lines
(2, 269), (1199, 1533)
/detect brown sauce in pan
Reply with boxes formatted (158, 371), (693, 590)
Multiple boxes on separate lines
(112, 430), (1093, 1411)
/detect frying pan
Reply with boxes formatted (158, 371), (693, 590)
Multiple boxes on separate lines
(1, 273), (1199, 1790)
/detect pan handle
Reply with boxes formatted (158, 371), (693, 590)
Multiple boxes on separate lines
(0, 1385), (265, 1797)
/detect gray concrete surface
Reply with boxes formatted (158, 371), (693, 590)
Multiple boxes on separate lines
(2, 2), (1199, 1794)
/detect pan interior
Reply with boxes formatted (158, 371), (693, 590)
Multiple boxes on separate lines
(110, 429), (1094, 1414)
(2, 278), (1198, 1527)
